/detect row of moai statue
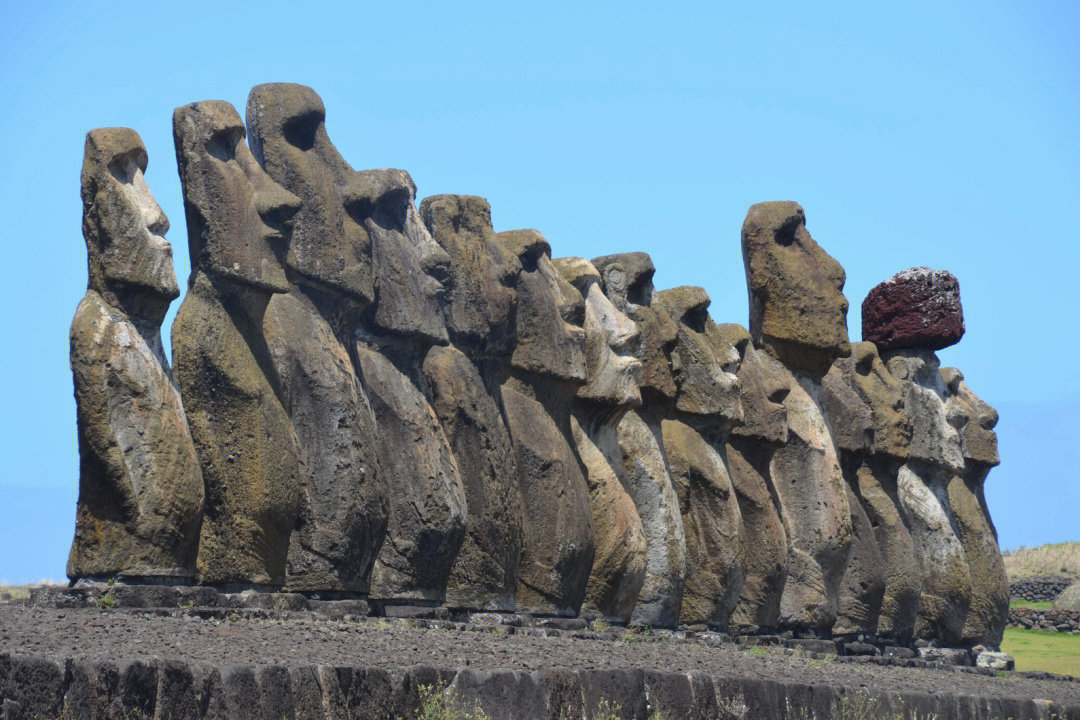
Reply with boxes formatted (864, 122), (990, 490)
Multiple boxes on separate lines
(68, 83), (1008, 647)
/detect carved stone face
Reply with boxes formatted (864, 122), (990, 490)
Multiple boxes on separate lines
(885, 349), (963, 473)
(173, 101), (299, 293)
(82, 128), (178, 312)
(554, 258), (642, 407)
(592, 252), (679, 399)
(742, 202), (850, 377)
(941, 368), (1000, 467)
(497, 230), (586, 383)
(850, 341), (911, 460)
(714, 323), (790, 444)
(246, 83), (374, 304)
(350, 168), (450, 345)
(420, 194), (521, 355)
(654, 286), (742, 423)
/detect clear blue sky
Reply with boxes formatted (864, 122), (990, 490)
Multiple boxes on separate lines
(2, 1), (1077, 582)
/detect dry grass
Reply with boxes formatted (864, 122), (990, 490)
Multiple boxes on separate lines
(1003, 542), (1080, 579)
(0, 580), (62, 603)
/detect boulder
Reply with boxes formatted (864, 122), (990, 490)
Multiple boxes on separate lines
(741, 202), (850, 377)
(862, 268), (964, 351)
(68, 128), (203, 583)
(1053, 582), (1080, 611)
(171, 100), (302, 587)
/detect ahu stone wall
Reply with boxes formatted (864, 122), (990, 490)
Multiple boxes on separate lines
(66, 83), (1008, 649)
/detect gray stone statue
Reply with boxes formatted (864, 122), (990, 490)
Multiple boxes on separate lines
(555, 257), (647, 624)
(821, 341), (921, 642)
(420, 194), (523, 611)
(495, 230), (595, 616)
(171, 100), (303, 588)
(351, 171), (466, 605)
(741, 201), (853, 634)
(245, 83), (388, 594)
(68, 128), (204, 583)
(654, 286), (745, 628)
(716, 323), (790, 634)
(592, 253), (687, 628)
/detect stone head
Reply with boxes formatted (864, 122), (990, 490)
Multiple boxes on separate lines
(714, 323), (790, 444)
(884, 349), (963, 473)
(653, 286), (742, 424)
(553, 257), (642, 408)
(419, 194), (521, 356)
(496, 230), (586, 383)
(81, 128), (178, 324)
(246, 83), (374, 305)
(849, 341), (911, 460)
(741, 202), (850, 377)
(592, 252), (679, 400)
(821, 353), (875, 455)
(941, 368), (999, 468)
(349, 168), (450, 345)
(173, 100), (299, 293)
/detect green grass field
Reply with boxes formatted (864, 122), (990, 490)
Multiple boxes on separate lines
(1001, 628), (1080, 677)
(1009, 599), (1053, 610)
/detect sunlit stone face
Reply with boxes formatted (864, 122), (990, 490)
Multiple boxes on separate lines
(941, 368), (1000, 468)
(82, 128), (178, 308)
(497, 230), (586, 382)
(246, 83), (374, 304)
(554, 258), (643, 407)
(173, 100), (299, 293)
(885, 350), (963, 473)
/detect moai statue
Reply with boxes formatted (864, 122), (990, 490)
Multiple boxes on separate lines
(653, 287), (746, 628)
(741, 201), (853, 634)
(592, 253), (687, 628)
(714, 323), (790, 634)
(494, 229), (595, 616)
(942, 368), (1008, 646)
(245, 83), (387, 594)
(349, 170), (466, 605)
(865, 267), (974, 644)
(554, 257), (647, 623)
(68, 128), (204, 583)
(419, 194), (524, 610)
(172, 100), (302, 587)
(822, 341), (920, 643)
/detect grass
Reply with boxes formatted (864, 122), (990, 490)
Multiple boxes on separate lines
(1009, 599), (1053, 610)
(1001, 627), (1080, 677)
(1003, 542), (1080, 579)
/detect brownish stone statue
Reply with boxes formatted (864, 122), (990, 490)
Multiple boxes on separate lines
(171, 100), (303, 588)
(555, 257), (647, 623)
(245, 83), (388, 594)
(68, 128), (204, 583)
(495, 230), (595, 616)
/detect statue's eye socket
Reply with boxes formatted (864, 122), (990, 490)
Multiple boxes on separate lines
(283, 112), (319, 151)
(206, 128), (241, 162)
(107, 150), (143, 185)
(683, 305), (707, 333)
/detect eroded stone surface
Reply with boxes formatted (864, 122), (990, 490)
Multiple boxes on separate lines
(69, 128), (203, 583)
(172, 100), (302, 587)
(863, 268), (964, 351)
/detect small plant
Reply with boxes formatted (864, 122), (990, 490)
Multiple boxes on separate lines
(590, 617), (610, 634)
(744, 645), (770, 656)
(273, 595), (290, 613)
(717, 690), (748, 719)
(98, 578), (117, 609)
(593, 698), (622, 720)
(808, 654), (835, 669)
(404, 682), (493, 720)
(619, 625), (651, 644)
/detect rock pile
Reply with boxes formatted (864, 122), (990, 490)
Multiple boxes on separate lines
(67, 83), (1008, 649)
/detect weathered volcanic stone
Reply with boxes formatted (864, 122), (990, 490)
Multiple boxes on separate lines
(942, 370), (1008, 646)
(556, 258), (646, 623)
(862, 268), (965, 352)
(661, 418), (745, 627)
(171, 100), (302, 587)
(419, 194), (523, 611)
(593, 253), (686, 627)
(422, 344), (521, 610)
(496, 231), (594, 615)
(654, 287), (746, 629)
(714, 323), (789, 633)
(420, 195), (521, 356)
(246, 83), (387, 593)
(68, 128), (203, 583)
(741, 202), (850, 377)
